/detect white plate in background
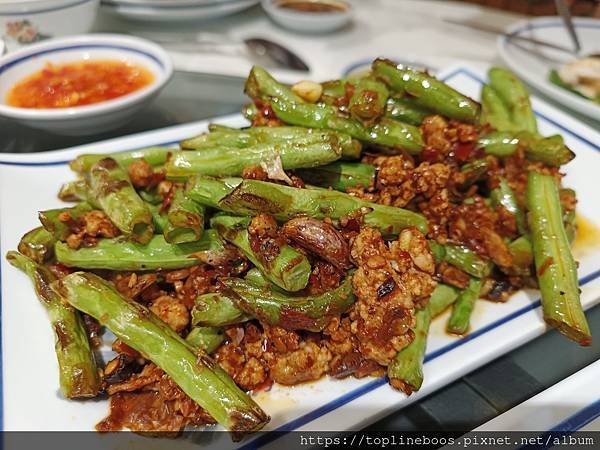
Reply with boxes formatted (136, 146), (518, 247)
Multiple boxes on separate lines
(1, 66), (600, 446)
(477, 359), (600, 432)
(100, 0), (259, 22)
(498, 17), (600, 123)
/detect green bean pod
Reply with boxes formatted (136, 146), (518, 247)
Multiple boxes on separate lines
(491, 177), (526, 235)
(296, 161), (376, 192)
(458, 158), (489, 189)
(55, 231), (227, 271)
(221, 275), (356, 332)
(244, 65), (304, 103)
(186, 327), (225, 354)
(192, 292), (252, 327)
(211, 215), (311, 292)
(70, 147), (172, 173)
(348, 77), (389, 123)
(372, 58), (480, 123)
(447, 278), (483, 335)
(429, 241), (492, 278)
(488, 67), (538, 134)
(181, 126), (362, 160)
(217, 179), (429, 237)
(480, 84), (514, 131)
(526, 172), (590, 345)
(54, 272), (269, 432)
(166, 140), (342, 179)
(7, 252), (100, 398)
(386, 96), (434, 126)
(270, 99), (424, 154)
(17, 227), (56, 263)
(87, 158), (153, 243)
(39, 202), (94, 240)
(388, 283), (459, 393)
(164, 189), (205, 244)
(477, 131), (520, 157)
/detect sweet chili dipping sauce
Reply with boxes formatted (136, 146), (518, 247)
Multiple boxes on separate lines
(6, 60), (154, 109)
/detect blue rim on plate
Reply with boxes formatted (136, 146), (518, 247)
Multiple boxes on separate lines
(0, 44), (166, 75)
(342, 58), (438, 78)
(0, 0), (95, 16)
(1, 67), (599, 439)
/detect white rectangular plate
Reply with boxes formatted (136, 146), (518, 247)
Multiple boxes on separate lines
(2, 65), (600, 444)
(476, 359), (600, 433)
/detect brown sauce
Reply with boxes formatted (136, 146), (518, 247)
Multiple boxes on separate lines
(276, 0), (347, 13)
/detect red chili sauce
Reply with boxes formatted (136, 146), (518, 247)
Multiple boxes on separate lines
(6, 60), (154, 109)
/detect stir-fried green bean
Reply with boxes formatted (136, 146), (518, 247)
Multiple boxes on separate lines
(7, 252), (100, 398)
(88, 158), (153, 243)
(54, 272), (269, 431)
(526, 172), (590, 345)
(17, 227), (56, 263)
(296, 161), (376, 191)
(372, 59), (480, 123)
(211, 215), (311, 292)
(55, 231), (227, 271)
(447, 278), (483, 335)
(388, 283), (460, 393)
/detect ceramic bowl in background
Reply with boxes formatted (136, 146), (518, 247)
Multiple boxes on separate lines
(101, 0), (259, 22)
(261, 0), (352, 33)
(0, 34), (173, 135)
(0, 0), (99, 52)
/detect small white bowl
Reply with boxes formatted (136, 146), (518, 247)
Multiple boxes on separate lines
(0, 0), (99, 52)
(0, 34), (173, 135)
(261, 0), (352, 33)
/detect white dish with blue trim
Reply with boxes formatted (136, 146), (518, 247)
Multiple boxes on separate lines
(498, 17), (600, 123)
(1, 65), (600, 439)
(0, 0), (99, 52)
(100, 0), (259, 22)
(476, 359), (600, 433)
(0, 34), (173, 135)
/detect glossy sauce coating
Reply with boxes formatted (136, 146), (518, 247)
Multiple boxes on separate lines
(6, 60), (154, 109)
